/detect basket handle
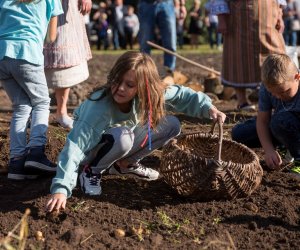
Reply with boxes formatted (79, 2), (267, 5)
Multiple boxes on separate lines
(209, 117), (223, 162)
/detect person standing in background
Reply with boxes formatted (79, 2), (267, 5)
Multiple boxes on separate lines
(44, 0), (92, 129)
(108, 0), (127, 50)
(209, 0), (286, 111)
(122, 5), (139, 49)
(204, 1), (222, 50)
(138, 0), (181, 75)
(283, 0), (299, 46)
(175, 0), (187, 49)
(188, 0), (203, 49)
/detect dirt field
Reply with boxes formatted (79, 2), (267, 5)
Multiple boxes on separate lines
(0, 53), (299, 249)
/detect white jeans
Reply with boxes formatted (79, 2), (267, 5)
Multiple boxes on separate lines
(84, 115), (181, 174)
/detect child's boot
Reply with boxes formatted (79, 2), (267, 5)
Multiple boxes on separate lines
(8, 156), (38, 180)
(24, 146), (57, 172)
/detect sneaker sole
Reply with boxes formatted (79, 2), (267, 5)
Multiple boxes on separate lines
(109, 168), (159, 181)
(24, 161), (56, 172)
(7, 173), (38, 180)
(79, 173), (102, 196)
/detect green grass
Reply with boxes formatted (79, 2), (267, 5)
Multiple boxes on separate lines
(91, 44), (222, 56)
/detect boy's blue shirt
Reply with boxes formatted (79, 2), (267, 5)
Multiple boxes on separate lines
(259, 84), (300, 113)
(0, 0), (63, 65)
(51, 85), (213, 197)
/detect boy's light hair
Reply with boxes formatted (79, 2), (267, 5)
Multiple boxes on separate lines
(261, 54), (298, 87)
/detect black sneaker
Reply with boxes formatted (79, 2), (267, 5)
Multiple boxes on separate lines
(109, 163), (160, 181)
(79, 165), (102, 196)
(24, 146), (56, 172)
(8, 156), (38, 180)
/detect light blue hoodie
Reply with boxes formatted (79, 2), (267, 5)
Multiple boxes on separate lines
(51, 85), (213, 197)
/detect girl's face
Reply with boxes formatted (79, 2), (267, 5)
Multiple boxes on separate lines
(267, 80), (299, 101)
(111, 69), (138, 112)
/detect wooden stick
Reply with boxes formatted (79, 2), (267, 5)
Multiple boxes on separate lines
(147, 41), (221, 76)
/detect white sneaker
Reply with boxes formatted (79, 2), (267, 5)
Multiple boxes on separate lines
(109, 163), (160, 181)
(79, 166), (102, 196)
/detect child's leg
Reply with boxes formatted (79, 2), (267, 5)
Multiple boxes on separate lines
(2, 78), (32, 157)
(270, 112), (300, 159)
(88, 127), (134, 174)
(122, 115), (181, 164)
(231, 118), (262, 148)
(11, 60), (50, 149)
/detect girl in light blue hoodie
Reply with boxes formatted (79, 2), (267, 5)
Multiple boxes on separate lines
(46, 51), (226, 213)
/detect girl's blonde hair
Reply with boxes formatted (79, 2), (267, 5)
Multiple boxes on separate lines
(261, 54), (298, 87)
(92, 51), (168, 129)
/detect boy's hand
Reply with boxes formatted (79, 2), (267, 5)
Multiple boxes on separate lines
(46, 193), (67, 213)
(264, 149), (282, 170)
(209, 106), (226, 123)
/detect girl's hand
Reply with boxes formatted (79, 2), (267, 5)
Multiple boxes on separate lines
(264, 149), (282, 170)
(217, 14), (229, 35)
(209, 106), (226, 123)
(46, 193), (67, 213)
(78, 0), (92, 15)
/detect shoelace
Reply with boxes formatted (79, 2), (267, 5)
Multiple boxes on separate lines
(89, 174), (100, 186)
(131, 164), (149, 174)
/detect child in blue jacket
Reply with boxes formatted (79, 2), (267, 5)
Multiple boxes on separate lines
(0, 0), (63, 180)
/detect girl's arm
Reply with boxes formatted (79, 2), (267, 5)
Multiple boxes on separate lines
(256, 111), (282, 169)
(165, 85), (226, 122)
(45, 16), (58, 43)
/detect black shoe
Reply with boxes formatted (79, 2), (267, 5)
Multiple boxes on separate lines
(8, 156), (38, 180)
(24, 146), (56, 172)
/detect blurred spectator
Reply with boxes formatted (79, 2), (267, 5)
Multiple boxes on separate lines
(188, 0), (203, 49)
(174, 0), (187, 49)
(94, 12), (109, 50)
(122, 5), (139, 49)
(204, 1), (222, 50)
(283, 0), (299, 46)
(108, 0), (127, 50)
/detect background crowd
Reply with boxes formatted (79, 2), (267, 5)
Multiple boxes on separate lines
(87, 0), (223, 51)
(85, 0), (300, 51)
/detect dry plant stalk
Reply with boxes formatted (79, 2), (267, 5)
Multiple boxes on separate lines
(0, 208), (31, 250)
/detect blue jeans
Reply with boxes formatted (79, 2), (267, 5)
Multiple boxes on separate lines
(231, 112), (300, 159)
(0, 58), (50, 158)
(138, 0), (177, 71)
(208, 22), (222, 48)
(84, 115), (181, 173)
(284, 19), (298, 46)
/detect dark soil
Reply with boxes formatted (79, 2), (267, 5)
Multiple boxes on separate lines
(0, 53), (299, 249)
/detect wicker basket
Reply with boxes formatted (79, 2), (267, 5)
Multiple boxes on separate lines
(160, 120), (263, 200)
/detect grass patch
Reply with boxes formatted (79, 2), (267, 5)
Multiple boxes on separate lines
(91, 44), (222, 56)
